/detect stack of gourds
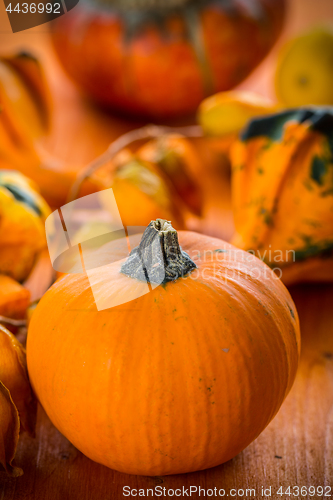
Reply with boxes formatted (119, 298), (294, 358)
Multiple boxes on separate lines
(1, 18), (333, 479)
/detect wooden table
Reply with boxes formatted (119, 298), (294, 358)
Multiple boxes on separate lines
(1, 1), (333, 497)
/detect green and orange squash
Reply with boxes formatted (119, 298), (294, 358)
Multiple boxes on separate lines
(230, 107), (333, 285)
(0, 170), (51, 282)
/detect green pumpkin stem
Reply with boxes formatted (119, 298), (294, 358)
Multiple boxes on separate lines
(121, 219), (197, 284)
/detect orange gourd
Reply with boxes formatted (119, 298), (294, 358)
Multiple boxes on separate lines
(27, 219), (300, 476)
(230, 107), (333, 285)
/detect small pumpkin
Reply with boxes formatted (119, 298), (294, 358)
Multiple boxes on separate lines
(51, 0), (286, 118)
(230, 107), (333, 285)
(0, 324), (37, 476)
(27, 219), (300, 476)
(0, 170), (51, 282)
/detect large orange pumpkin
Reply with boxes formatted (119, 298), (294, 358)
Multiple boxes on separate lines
(27, 219), (300, 476)
(51, 0), (286, 118)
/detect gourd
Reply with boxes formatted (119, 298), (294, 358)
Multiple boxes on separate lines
(51, 0), (286, 118)
(0, 170), (51, 282)
(198, 90), (277, 140)
(230, 107), (333, 285)
(197, 90), (279, 162)
(27, 219), (300, 476)
(70, 127), (205, 229)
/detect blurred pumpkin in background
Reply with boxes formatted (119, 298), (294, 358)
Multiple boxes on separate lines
(275, 28), (333, 107)
(231, 107), (333, 285)
(51, 0), (286, 118)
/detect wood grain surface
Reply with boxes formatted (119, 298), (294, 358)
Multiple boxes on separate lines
(0, 0), (333, 498)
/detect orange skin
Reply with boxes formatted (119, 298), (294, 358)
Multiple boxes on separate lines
(27, 229), (300, 476)
(51, 0), (286, 118)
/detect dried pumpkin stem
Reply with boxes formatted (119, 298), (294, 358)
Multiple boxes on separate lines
(121, 218), (197, 284)
(68, 124), (202, 203)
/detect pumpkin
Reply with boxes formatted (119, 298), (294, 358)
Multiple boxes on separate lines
(230, 107), (333, 285)
(0, 170), (51, 282)
(27, 219), (300, 476)
(51, 0), (286, 118)
(0, 324), (37, 476)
